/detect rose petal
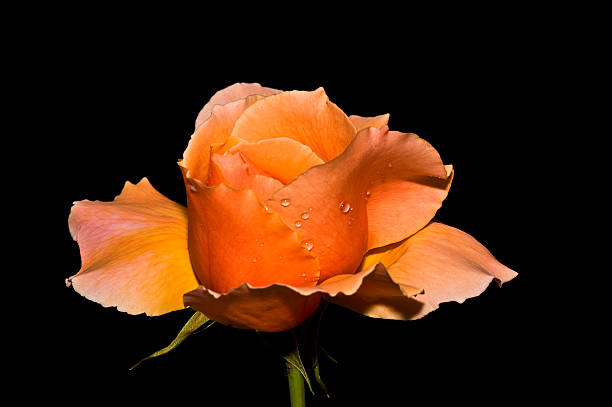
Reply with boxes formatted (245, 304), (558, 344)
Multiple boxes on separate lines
(181, 95), (264, 182)
(184, 284), (322, 332)
(348, 113), (390, 132)
(366, 164), (453, 249)
(195, 82), (280, 129)
(67, 178), (199, 316)
(183, 263), (417, 331)
(182, 168), (320, 294)
(321, 265), (425, 320)
(208, 152), (284, 202)
(227, 88), (356, 162)
(266, 126), (450, 282)
(228, 138), (325, 184)
(334, 222), (517, 320)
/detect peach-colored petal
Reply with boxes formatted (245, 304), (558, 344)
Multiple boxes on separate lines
(208, 152), (284, 202)
(228, 138), (325, 184)
(183, 262), (418, 331)
(195, 83), (280, 129)
(228, 88), (356, 162)
(333, 222), (517, 320)
(67, 178), (199, 316)
(366, 164), (453, 249)
(184, 284), (322, 332)
(321, 265), (425, 319)
(181, 95), (263, 182)
(266, 126), (450, 282)
(348, 113), (390, 132)
(182, 168), (320, 294)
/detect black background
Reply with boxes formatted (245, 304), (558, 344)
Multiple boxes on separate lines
(26, 18), (559, 406)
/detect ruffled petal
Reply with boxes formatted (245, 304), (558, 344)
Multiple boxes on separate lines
(181, 95), (264, 182)
(227, 88), (356, 162)
(348, 113), (390, 132)
(334, 222), (517, 320)
(183, 263), (418, 331)
(228, 138), (325, 184)
(194, 82), (280, 129)
(67, 178), (199, 316)
(184, 284), (322, 332)
(266, 126), (450, 282)
(182, 168), (320, 295)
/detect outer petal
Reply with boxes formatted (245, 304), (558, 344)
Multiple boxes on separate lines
(182, 168), (320, 294)
(348, 113), (390, 132)
(184, 284), (322, 332)
(367, 164), (453, 249)
(266, 126), (450, 282)
(67, 178), (199, 316)
(227, 88), (357, 162)
(194, 82), (280, 129)
(181, 95), (263, 182)
(183, 263), (419, 331)
(331, 222), (517, 320)
(228, 138), (325, 184)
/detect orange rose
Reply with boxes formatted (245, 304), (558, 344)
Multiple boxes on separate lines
(67, 83), (516, 332)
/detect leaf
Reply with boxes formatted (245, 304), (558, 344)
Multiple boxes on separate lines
(257, 330), (315, 395)
(313, 360), (330, 398)
(130, 311), (212, 370)
(281, 331), (315, 395)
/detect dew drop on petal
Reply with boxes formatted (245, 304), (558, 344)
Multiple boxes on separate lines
(280, 199), (291, 207)
(295, 220), (302, 228)
(388, 162), (393, 168)
(308, 207), (313, 212)
(252, 258), (257, 263)
(301, 272), (306, 277)
(301, 240), (314, 251)
(301, 212), (310, 220)
(365, 190), (371, 199)
(340, 201), (351, 213)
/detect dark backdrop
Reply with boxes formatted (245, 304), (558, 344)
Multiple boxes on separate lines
(32, 28), (548, 406)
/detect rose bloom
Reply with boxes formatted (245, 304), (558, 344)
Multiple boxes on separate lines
(67, 83), (516, 332)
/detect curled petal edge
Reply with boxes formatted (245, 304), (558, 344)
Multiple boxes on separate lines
(183, 263), (421, 332)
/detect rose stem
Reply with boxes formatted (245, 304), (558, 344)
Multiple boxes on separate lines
(286, 361), (306, 407)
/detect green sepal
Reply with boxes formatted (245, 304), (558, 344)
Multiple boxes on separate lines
(130, 311), (213, 370)
(257, 330), (315, 395)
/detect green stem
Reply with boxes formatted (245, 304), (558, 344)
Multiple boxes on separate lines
(287, 360), (306, 407)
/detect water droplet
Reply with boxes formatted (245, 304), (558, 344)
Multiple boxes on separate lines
(264, 205), (270, 212)
(252, 258), (257, 263)
(340, 201), (351, 213)
(295, 220), (302, 228)
(259, 242), (265, 247)
(280, 199), (291, 207)
(301, 212), (310, 220)
(301, 240), (314, 251)
(308, 207), (313, 211)
(301, 272), (307, 277)
(365, 190), (371, 199)
(189, 184), (197, 192)
(388, 162), (393, 168)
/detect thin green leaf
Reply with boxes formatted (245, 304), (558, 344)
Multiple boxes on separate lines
(130, 311), (212, 370)
(319, 346), (338, 364)
(281, 331), (315, 395)
(313, 361), (330, 398)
